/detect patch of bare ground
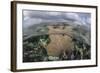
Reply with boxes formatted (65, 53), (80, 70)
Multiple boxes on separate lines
(46, 25), (74, 57)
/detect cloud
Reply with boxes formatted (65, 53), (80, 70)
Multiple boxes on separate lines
(46, 11), (62, 16)
(24, 16), (30, 21)
(86, 18), (91, 24)
(23, 11), (31, 17)
(64, 13), (80, 21)
(23, 18), (43, 28)
(23, 10), (91, 28)
(78, 13), (91, 25)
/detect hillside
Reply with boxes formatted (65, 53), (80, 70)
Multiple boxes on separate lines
(23, 22), (91, 62)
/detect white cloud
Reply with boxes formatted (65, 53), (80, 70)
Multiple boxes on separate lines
(47, 11), (61, 16)
(24, 16), (30, 21)
(73, 21), (82, 25)
(23, 10), (91, 28)
(87, 18), (91, 24)
(64, 13), (80, 21)
(24, 18), (43, 28)
(23, 11), (30, 16)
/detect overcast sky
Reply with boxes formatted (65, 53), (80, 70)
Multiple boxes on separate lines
(23, 10), (91, 28)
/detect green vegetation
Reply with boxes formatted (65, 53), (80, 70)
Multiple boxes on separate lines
(23, 35), (50, 62)
(23, 35), (90, 62)
(23, 23), (91, 62)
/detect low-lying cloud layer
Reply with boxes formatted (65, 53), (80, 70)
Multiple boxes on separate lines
(23, 10), (91, 28)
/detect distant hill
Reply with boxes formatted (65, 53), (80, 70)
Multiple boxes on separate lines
(23, 21), (90, 45)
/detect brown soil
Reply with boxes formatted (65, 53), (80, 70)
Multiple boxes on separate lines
(46, 25), (74, 57)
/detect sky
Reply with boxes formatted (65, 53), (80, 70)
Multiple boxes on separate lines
(23, 10), (91, 28)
